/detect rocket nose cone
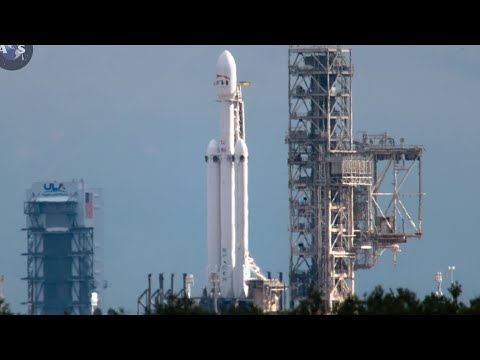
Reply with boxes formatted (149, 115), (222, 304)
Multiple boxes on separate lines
(234, 139), (249, 156)
(206, 139), (220, 155)
(215, 50), (237, 97)
(216, 50), (236, 77)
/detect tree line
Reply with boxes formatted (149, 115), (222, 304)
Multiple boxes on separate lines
(289, 281), (480, 315)
(2, 281), (480, 315)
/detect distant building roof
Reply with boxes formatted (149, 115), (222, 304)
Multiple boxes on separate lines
(45, 227), (70, 233)
(33, 196), (76, 203)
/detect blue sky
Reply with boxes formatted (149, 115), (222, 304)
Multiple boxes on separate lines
(0, 45), (478, 313)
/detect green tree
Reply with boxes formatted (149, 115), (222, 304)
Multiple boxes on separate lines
(361, 286), (386, 314)
(421, 293), (456, 314)
(448, 281), (463, 310)
(0, 298), (13, 315)
(93, 308), (103, 315)
(221, 302), (263, 315)
(277, 280), (480, 315)
(153, 294), (213, 315)
(336, 286), (422, 315)
(366, 287), (422, 315)
(461, 296), (480, 314)
(107, 307), (127, 315)
(289, 288), (326, 315)
(335, 294), (364, 315)
(334, 282), (474, 315)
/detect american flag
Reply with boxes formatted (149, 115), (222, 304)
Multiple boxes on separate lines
(85, 192), (93, 219)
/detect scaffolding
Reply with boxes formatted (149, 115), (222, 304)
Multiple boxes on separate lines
(287, 46), (424, 311)
(354, 132), (423, 269)
(22, 194), (95, 315)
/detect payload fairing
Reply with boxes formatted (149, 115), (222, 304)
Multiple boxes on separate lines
(206, 50), (250, 299)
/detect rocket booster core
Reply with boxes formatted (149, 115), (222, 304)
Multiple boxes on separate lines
(206, 140), (221, 280)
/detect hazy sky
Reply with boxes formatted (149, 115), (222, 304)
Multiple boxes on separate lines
(0, 45), (478, 313)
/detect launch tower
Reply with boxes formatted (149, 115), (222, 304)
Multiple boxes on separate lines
(287, 45), (424, 311)
(22, 180), (104, 315)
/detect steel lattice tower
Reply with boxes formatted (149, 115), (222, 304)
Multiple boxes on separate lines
(287, 45), (424, 311)
(288, 45), (355, 309)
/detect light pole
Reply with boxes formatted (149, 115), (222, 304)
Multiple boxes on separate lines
(448, 266), (455, 285)
(210, 272), (219, 314)
(91, 292), (98, 315)
(435, 272), (443, 297)
(186, 274), (194, 299)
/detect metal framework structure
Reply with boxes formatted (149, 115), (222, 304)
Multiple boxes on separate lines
(22, 198), (95, 315)
(354, 132), (423, 270)
(287, 45), (424, 311)
(137, 273), (193, 314)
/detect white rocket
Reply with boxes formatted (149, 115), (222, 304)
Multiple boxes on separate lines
(206, 50), (250, 299)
